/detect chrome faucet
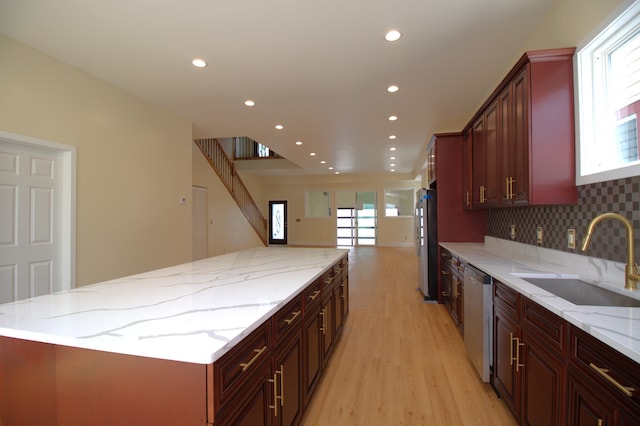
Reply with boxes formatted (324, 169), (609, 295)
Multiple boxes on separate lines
(581, 212), (640, 291)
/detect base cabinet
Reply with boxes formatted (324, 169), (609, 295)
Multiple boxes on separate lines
(216, 256), (349, 426)
(492, 280), (567, 425)
(568, 326), (640, 425)
(492, 280), (640, 426)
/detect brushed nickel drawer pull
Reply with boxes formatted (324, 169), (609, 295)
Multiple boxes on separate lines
(589, 362), (635, 397)
(239, 345), (267, 372)
(284, 310), (301, 324)
(325, 276), (334, 285)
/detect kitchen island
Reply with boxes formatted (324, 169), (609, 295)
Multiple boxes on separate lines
(0, 247), (349, 425)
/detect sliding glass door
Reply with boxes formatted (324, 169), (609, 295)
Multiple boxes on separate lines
(336, 191), (376, 246)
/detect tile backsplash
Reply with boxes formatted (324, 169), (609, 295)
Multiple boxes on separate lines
(487, 175), (640, 264)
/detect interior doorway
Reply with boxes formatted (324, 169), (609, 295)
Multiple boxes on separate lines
(192, 186), (208, 260)
(336, 191), (377, 246)
(0, 131), (76, 303)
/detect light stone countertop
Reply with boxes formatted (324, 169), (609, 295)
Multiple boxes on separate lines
(0, 247), (347, 364)
(440, 237), (640, 363)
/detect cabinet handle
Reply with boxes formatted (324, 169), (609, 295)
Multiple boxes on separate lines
(589, 362), (635, 397)
(325, 276), (334, 285)
(239, 345), (267, 372)
(284, 310), (301, 324)
(480, 185), (486, 203)
(516, 340), (525, 372)
(510, 333), (516, 366)
(597, 420), (604, 426)
(308, 290), (321, 301)
(278, 365), (285, 407)
(268, 372), (279, 417)
(320, 308), (327, 335)
(441, 291), (448, 297)
(505, 177), (510, 199)
(510, 178), (515, 199)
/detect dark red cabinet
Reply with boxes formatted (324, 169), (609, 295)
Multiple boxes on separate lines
(465, 48), (577, 209)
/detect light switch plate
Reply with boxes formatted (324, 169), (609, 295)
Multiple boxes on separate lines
(567, 229), (576, 249)
(536, 226), (543, 245)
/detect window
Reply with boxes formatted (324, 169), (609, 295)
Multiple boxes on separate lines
(305, 191), (331, 217)
(384, 188), (414, 217)
(576, 0), (640, 184)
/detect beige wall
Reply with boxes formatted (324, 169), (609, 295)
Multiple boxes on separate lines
(0, 35), (193, 286)
(192, 144), (263, 256)
(261, 175), (420, 247)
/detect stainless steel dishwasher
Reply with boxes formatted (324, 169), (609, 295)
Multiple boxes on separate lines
(463, 263), (492, 382)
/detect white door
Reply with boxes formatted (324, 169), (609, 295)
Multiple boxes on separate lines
(0, 141), (65, 303)
(192, 186), (208, 260)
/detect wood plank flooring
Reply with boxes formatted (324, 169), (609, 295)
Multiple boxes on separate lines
(301, 246), (517, 426)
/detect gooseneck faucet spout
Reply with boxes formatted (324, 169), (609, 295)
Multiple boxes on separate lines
(581, 212), (640, 291)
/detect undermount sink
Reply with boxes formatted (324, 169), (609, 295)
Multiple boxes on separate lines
(513, 275), (640, 307)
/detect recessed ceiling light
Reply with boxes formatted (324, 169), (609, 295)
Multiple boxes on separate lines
(388, 115), (398, 121)
(295, 141), (303, 145)
(390, 163), (396, 167)
(390, 156), (396, 160)
(389, 135), (397, 139)
(335, 171), (340, 175)
(390, 169), (396, 172)
(328, 166), (334, 170)
(387, 85), (399, 93)
(310, 152), (316, 156)
(320, 160), (326, 164)
(244, 100), (255, 106)
(390, 147), (397, 151)
(385, 30), (402, 42)
(275, 124), (284, 130)
(192, 58), (207, 68)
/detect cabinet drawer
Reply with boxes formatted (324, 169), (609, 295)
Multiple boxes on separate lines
(493, 280), (520, 315)
(273, 295), (302, 343)
(303, 277), (323, 312)
(570, 325), (640, 407)
(214, 321), (271, 407)
(521, 298), (566, 355)
(321, 269), (337, 299)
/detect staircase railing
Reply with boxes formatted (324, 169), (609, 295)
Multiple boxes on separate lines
(194, 138), (268, 246)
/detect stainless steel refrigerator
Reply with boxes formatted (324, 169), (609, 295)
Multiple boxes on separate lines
(415, 187), (438, 301)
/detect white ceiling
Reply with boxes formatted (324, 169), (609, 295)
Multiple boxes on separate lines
(0, 0), (555, 177)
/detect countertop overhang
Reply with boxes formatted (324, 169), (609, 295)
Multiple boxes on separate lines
(0, 247), (348, 365)
(440, 237), (640, 364)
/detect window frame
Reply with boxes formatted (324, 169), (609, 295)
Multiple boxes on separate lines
(575, 0), (640, 185)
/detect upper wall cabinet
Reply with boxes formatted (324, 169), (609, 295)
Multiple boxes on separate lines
(465, 48), (578, 209)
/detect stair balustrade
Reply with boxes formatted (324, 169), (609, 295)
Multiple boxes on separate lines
(194, 138), (268, 245)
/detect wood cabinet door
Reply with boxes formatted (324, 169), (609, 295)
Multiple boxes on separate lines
(320, 295), (334, 367)
(521, 335), (565, 426)
(302, 305), (322, 406)
(274, 330), (302, 426)
(472, 117), (485, 207)
(483, 100), (500, 207)
(567, 370), (615, 426)
(217, 364), (273, 426)
(511, 67), (529, 205)
(493, 305), (520, 420)
(499, 85), (512, 205)
(340, 275), (349, 324)
(462, 131), (473, 210)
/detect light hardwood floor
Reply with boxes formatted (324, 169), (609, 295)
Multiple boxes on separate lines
(301, 246), (517, 426)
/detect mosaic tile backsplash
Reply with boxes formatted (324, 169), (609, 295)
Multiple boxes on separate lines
(487, 175), (640, 264)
